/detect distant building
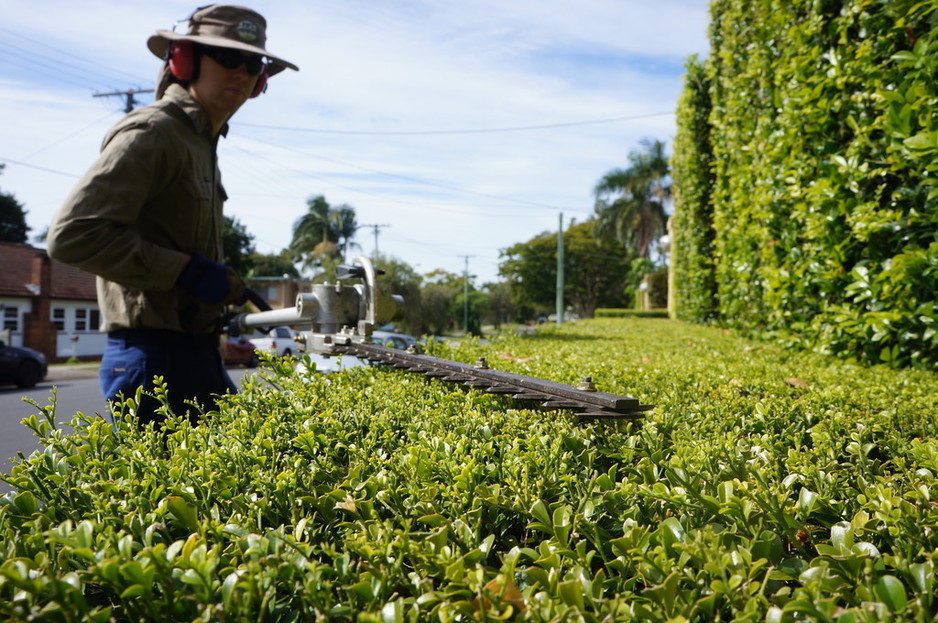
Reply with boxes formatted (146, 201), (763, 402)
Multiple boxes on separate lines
(0, 242), (101, 362)
(246, 275), (311, 311)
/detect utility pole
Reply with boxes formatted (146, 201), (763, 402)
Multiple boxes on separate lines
(93, 88), (154, 113)
(459, 255), (474, 335)
(556, 213), (565, 326)
(359, 223), (390, 255)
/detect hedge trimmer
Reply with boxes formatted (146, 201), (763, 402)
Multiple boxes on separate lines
(230, 257), (652, 420)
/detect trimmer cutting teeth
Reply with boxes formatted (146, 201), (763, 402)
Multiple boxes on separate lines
(229, 256), (652, 420)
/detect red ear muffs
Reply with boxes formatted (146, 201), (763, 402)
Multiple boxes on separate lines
(168, 40), (196, 81)
(249, 66), (268, 98)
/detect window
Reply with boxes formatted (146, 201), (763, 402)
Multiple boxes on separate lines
(2, 306), (18, 331)
(52, 308), (65, 331)
(75, 308), (88, 331)
(76, 307), (101, 332)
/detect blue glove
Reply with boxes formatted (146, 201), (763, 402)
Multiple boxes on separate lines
(178, 253), (233, 305)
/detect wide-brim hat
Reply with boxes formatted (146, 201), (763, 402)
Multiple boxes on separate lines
(147, 4), (298, 76)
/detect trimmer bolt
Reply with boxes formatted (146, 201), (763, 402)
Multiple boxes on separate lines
(578, 376), (597, 392)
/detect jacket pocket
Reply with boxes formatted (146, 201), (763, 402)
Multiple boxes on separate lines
(179, 174), (215, 252)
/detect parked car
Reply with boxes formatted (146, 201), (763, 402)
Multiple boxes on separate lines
(223, 336), (259, 368)
(249, 327), (298, 358)
(0, 340), (48, 388)
(296, 352), (369, 375)
(371, 330), (419, 350)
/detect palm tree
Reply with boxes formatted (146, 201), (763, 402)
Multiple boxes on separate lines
(290, 195), (335, 270)
(330, 204), (360, 261)
(290, 195), (362, 272)
(593, 139), (670, 259)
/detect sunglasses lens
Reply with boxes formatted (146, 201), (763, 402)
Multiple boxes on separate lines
(204, 46), (265, 76)
(244, 57), (264, 76)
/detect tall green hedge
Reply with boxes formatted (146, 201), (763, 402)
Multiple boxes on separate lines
(673, 0), (938, 367)
(671, 55), (717, 323)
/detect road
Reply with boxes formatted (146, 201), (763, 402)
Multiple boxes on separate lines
(0, 365), (255, 495)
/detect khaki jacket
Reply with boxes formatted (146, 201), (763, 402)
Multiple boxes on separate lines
(48, 84), (228, 334)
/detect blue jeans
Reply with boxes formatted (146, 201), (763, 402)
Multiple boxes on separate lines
(100, 329), (236, 428)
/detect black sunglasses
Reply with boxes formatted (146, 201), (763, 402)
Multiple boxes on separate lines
(200, 45), (266, 76)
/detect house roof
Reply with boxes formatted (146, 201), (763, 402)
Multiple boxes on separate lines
(51, 261), (97, 300)
(0, 242), (97, 300)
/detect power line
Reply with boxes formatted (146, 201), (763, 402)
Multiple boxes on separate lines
(16, 111), (117, 163)
(236, 110), (673, 136)
(0, 41), (102, 91)
(0, 27), (147, 86)
(236, 131), (580, 213)
(0, 156), (79, 178)
(229, 136), (557, 220)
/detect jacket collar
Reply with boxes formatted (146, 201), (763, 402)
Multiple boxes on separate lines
(162, 83), (229, 138)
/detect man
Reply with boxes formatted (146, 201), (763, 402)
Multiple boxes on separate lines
(47, 5), (298, 427)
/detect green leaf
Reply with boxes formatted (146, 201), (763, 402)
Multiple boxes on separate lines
(904, 131), (938, 152)
(875, 575), (907, 612)
(13, 491), (38, 514)
(557, 579), (585, 609)
(797, 488), (817, 514)
(530, 500), (550, 526)
(180, 568), (204, 586)
(908, 562), (933, 594)
(659, 517), (686, 552)
(167, 496), (199, 532)
(119, 584), (145, 599)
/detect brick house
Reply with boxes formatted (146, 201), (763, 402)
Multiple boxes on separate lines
(0, 242), (102, 363)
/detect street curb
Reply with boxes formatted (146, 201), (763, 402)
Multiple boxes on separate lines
(46, 365), (100, 382)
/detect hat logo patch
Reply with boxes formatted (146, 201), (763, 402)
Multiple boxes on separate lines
(236, 20), (258, 42)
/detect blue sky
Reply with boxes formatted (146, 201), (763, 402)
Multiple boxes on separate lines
(0, 0), (710, 284)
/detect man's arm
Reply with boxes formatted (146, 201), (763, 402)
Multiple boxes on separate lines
(47, 126), (190, 291)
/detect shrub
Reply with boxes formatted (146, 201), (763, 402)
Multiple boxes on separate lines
(675, 0), (938, 367)
(3, 319), (938, 620)
(595, 309), (669, 318)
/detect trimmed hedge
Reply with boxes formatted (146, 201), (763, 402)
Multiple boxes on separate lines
(671, 54), (717, 324)
(673, 0), (938, 367)
(3, 318), (938, 620)
(595, 308), (669, 318)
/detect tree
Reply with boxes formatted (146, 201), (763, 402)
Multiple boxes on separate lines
(420, 283), (456, 335)
(451, 289), (489, 336)
(499, 234), (556, 320)
(289, 195), (359, 272)
(594, 139), (670, 259)
(330, 205), (359, 261)
(483, 281), (515, 328)
(420, 270), (463, 335)
(500, 220), (631, 318)
(247, 250), (299, 278)
(370, 253), (423, 336)
(290, 195), (333, 271)
(0, 165), (30, 243)
(222, 215), (256, 276)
